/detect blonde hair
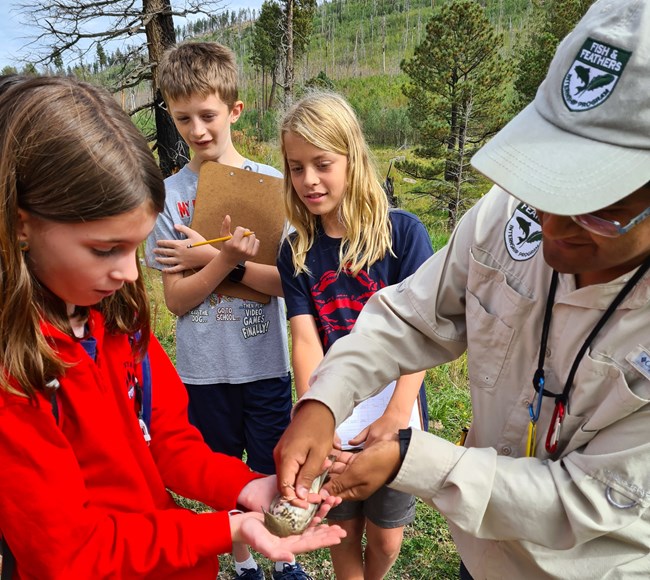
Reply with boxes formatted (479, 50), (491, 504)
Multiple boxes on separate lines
(280, 91), (393, 277)
(0, 76), (165, 397)
(158, 41), (239, 108)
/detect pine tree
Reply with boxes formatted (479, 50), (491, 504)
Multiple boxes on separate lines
(515, 0), (593, 107)
(250, 1), (284, 111)
(96, 44), (107, 71)
(401, 0), (513, 229)
(249, 0), (316, 106)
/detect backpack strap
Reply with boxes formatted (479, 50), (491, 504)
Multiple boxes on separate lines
(47, 378), (61, 426)
(140, 347), (152, 432)
(134, 351), (152, 444)
(131, 331), (152, 443)
(47, 334), (152, 442)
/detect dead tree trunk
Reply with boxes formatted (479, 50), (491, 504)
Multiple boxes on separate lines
(143, 0), (190, 177)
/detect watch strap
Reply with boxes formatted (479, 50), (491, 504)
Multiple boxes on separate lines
(227, 262), (246, 283)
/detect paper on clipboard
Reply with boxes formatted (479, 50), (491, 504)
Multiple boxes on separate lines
(190, 161), (286, 304)
(336, 381), (423, 451)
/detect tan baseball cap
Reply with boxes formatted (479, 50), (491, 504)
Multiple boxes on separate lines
(472, 0), (650, 215)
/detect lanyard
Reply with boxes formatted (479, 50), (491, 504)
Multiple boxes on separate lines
(526, 255), (650, 457)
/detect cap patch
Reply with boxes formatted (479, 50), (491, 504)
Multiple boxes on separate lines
(504, 203), (541, 261)
(562, 38), (631, 112)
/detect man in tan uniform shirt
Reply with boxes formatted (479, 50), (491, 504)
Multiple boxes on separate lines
(274, 1), (650, 578)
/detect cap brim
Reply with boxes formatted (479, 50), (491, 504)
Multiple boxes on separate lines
(471, 103), (650, 215)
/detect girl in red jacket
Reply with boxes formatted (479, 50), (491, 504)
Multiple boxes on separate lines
(0, 75), (343, 579)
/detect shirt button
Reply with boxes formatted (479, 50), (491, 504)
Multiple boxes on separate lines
(523, 399), (531, 407)
(546, 347), (552, 357)
(502, 446), (512, 455)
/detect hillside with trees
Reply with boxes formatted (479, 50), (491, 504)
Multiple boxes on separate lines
(186, 0), (591, 226)
(4, 0), (593, 224)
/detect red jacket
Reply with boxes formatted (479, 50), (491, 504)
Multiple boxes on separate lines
(0, 310), (261, 578)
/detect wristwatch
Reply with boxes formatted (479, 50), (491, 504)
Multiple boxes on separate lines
(228, 262), (246, 283)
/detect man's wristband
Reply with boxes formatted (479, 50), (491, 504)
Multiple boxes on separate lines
(388, 428), (412, 485)
(228, 262), (246, 283)
(398, 428), (413, 463)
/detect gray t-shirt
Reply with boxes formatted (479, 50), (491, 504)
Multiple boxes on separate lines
(145, 161), (290, 385)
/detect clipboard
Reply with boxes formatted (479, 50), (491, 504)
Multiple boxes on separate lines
(190, 161), (286, 303)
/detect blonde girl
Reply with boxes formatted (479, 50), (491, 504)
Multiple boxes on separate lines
(0, 76), (343, 579)
(278, 91), (434, 580)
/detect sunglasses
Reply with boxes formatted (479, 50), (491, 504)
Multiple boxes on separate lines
(571, 205), (650, 238)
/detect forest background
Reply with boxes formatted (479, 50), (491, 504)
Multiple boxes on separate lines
(3, 0), (592, 577)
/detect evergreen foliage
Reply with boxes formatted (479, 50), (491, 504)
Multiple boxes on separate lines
(250, 1), (285, 110)
(514, 0), (594, 107)
(401, 0), (514, 229)
(248, 0), (317, 105)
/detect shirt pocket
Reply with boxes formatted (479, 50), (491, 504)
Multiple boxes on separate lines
(560, 350), (649, 455)
(465, 250), (535, 390)
(558, 353), (650, 507)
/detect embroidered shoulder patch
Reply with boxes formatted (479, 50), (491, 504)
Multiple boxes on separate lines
(562, 37), (632, 112)
(504, 203), (541, 261)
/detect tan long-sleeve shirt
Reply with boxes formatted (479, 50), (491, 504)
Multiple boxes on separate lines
(303, 186), (650, 579)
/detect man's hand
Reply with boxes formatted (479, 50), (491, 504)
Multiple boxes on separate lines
(274, 401), (336, 501)
(323, 439), (401, 502)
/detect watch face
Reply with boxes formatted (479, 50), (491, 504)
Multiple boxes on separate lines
(228, 262), (246, 283)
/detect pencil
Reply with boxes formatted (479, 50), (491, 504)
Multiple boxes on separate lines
(187, 231), (254, 248)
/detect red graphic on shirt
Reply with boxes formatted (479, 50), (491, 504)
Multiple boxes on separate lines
(176, 199), (196, 219)
(311, 268), (384, 349)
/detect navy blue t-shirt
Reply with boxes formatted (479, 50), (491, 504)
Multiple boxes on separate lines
(278, 209), (434, 426)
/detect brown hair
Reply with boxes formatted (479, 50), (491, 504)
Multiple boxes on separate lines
(0, 76), (165, 397)
(158, 41), (239, 109)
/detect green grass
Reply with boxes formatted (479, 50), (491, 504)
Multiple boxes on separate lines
(146, 157), (471, 579)
(142, 265), (176, 363)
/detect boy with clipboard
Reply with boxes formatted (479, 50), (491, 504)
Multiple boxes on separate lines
(145, 42), (302, 580)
